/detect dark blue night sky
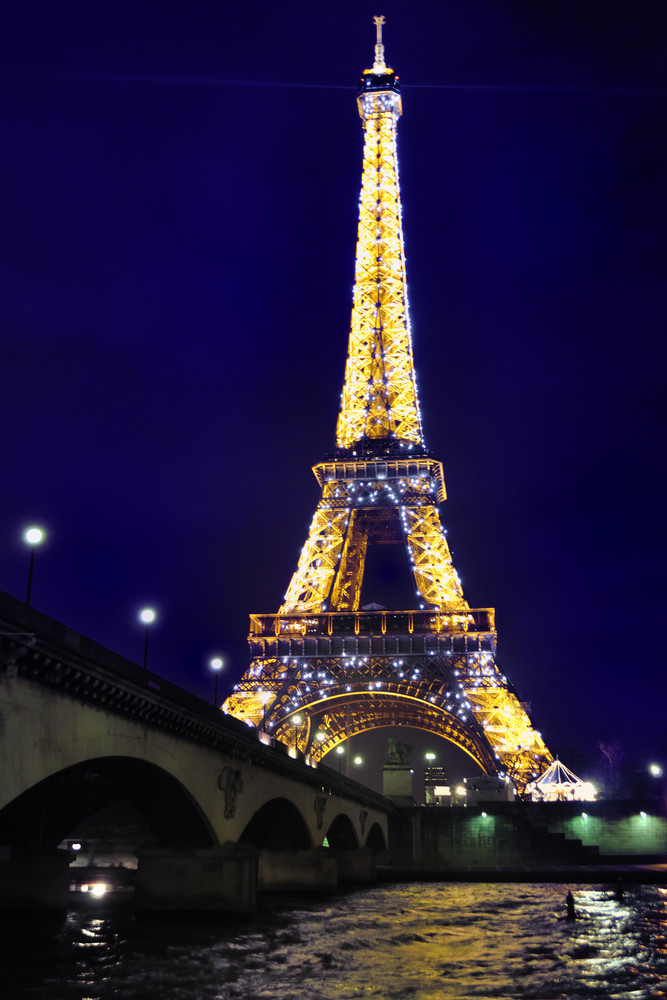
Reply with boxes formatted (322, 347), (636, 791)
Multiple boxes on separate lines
(1, 1), (665, 783)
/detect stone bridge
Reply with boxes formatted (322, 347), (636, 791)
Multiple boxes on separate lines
(0, 591), (390, 912)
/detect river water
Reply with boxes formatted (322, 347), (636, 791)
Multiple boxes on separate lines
(1, 882), (665, 999)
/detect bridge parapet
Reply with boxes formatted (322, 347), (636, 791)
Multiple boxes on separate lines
(0, 589), (392, 814)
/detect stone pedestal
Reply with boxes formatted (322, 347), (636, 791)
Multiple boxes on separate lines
(383, 762), (415, 806)
(0, 851), (71, 912)
(135, 844), (257, 914)
(258, 848), (338, 893)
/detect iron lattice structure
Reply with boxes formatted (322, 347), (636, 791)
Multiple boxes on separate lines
(224, 21), (553, 796)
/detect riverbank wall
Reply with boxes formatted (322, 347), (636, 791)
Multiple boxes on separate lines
(387, 799), (667, 869)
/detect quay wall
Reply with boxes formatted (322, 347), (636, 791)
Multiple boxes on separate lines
(387, 800), (667, 868)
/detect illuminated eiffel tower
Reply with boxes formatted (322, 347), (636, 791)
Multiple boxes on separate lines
(223, 18), (553, 795)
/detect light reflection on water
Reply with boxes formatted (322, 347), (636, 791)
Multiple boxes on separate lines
(1, 882), (665, 999)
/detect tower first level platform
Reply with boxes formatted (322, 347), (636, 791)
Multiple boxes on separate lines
(225, 607), (552, 796)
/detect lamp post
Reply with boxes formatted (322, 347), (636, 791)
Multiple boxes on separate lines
(258, 690), (271, 731)
(424, 752), (437, 806)
(292, 714), (302, 754)
(210, 657), (224, 707)
(335, 744), (345, 773)
(138, 608), (156, 670)
(23, 526), (45, 606)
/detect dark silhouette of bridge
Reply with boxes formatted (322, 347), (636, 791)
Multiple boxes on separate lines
(0, 590), (389, 911)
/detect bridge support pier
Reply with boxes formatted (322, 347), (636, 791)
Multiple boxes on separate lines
(135, 844), (257, 914)
(258, 848), (338, 893)
(335, 848), (377, 885)
(0, 848), (71, 912)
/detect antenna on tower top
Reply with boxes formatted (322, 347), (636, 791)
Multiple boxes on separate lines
(372, 15), (387, 72)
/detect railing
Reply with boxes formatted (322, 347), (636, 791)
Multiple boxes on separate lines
(249, 608), (496, 638)
(312, 455), (446, 502)
(0, 589), (391, 808)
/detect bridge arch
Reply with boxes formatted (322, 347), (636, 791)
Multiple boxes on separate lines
(365, 821), (387, 851)
(325, 812), (358, 850)
(0, 756), (216, 853)
(238, 797), (312, 850)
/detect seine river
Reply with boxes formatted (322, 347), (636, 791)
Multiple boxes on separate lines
(1, 882), (665, 999)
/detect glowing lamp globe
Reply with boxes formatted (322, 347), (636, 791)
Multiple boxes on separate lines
(24, 526), (45, 546)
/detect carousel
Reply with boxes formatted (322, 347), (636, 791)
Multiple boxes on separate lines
(526, 758), (597, 802)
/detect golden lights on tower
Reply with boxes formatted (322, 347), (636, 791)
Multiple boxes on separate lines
(223, 18), (554, 797)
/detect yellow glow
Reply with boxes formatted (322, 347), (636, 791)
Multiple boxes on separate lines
(404, 506), (467, 608)
(222, 38), (554, 799)
(336, 78), (422, 450)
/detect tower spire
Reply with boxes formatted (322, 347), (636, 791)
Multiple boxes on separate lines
(372, 14), (387, 72)
(337, 15), (423, 454)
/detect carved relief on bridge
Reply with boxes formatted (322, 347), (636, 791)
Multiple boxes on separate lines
(314, 795), (327, 830)
(218, 767), (243, 819)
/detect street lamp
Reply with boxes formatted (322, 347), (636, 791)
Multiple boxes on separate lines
(353, 755), (363, 767)
(335, 744), (345, 772)
(210, 657), (224, 707)
(23, 526), (45, 606)
(138, 608), (156, 670)
(649, 763), (663, 778)
(425, 752), (436, 764)
(292, 714), (302, 753)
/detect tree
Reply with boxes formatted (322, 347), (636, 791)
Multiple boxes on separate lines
(597, 741), (624, 797)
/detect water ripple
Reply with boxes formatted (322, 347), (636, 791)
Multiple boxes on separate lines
(0, 882), (665, 999)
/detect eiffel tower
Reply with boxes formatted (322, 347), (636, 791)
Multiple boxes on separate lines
(223, 18), (553, 796)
